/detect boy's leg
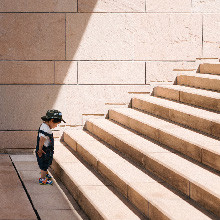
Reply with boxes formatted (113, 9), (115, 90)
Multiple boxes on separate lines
(41, 170), (47, 179)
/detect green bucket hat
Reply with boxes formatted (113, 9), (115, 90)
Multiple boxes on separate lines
(41, 109), (66, 123)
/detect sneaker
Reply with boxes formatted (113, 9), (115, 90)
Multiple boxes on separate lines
(39, 178), (53, 185)
(46, 173), (52, 180)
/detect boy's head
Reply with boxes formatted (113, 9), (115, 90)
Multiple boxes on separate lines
(41, 109), (66, 129)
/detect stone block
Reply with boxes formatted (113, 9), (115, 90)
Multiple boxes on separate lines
(37, 210), (79, 220)
(31, 191), (71, 210)
(177, 74), (220, 91)
(78, 61), (145, 84)
(77, 143), (98, 169)
(145, 61), (196, 83)
(87, 123), (116, 147)
(200, 64), (220, 75)
(202, 148), (220, 171)
(78, 185), (141, 220)
(79, 0), (145, 12)
(0, 0), (77, 12)
(129, 117), (160, 141)
(0, 131), (37, 150)
(154, 86), (180, 101)
(0, 84), (149, 131)
(55, 61), (77, 85)
(0, 188), (37, 219)
(98, 162), (128, 196)
(0, 13), (65, 60)
(192, 0), (220, 12)
(146, 0), (191, 12)
(13, 161), (39, 171)
(127, 185), (148, 216)
(0, 61), (54, 84)
(63, 132), (77, 151)
(203, 14), (220, 58)
(180, 90), (220, 112)
(158, 129), (202, 162)
(190, 183), (220, 217)
(143, 154), (190, 195)
(132, 97), (171, 119)
(66, 14), (202, 60)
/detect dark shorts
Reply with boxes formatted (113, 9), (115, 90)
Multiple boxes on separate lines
(36, 146), (54, 171)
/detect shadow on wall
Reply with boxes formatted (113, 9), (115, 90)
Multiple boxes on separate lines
(0, 1), (98, 149)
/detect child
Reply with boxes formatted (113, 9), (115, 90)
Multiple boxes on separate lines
(36, 109), (66, 185)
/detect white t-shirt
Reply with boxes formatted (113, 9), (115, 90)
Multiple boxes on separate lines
(39, 123), (52, 147)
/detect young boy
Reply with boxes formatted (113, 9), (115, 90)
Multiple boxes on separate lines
(36, 109), (66, 185)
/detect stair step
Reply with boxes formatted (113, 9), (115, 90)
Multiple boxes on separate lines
(51, 141), (143, 220)
(108, 108), (220, 171)
(85, 119), (220, 217)
(154, 85), (220, 112)
(200, 64), (220, 75)
(132, 96), (220, 138)
(64, 130), (214, 220)
(177, 73), (220, 92)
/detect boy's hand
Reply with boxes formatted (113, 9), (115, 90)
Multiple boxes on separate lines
(37, 150), (46, 158)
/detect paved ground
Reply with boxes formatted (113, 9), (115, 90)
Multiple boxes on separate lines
(0, 154), (88, 220)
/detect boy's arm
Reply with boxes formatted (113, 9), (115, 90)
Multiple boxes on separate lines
(37, 136), (46, 157)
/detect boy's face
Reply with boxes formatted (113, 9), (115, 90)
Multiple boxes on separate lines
(48, 119), (60, 129)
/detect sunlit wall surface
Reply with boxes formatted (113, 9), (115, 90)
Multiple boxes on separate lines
(0, 0), (219, 149)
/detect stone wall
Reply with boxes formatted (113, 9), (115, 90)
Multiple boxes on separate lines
(0, 0), (219, 149)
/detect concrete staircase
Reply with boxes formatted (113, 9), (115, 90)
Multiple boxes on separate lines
(51, 63), (220, 219)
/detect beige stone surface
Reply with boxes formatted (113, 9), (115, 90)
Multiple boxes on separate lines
(127, 185), (149, 216)
(0, 13), (65, 60)
(129, 182), (211, 220)
(202, 148), (220, 171)
(0, 61), (54, 84)
(78, 61), (145, 84)
(200, 63), (220, 75)
(177, 73), (220, 92)
(203, 14), (220, 58)
(0, 189), (37, 219)
(53, 144), (142, 219)
(37, 210), (81, 220)
(192, 0), (220, 12)
(146, 0), (191, 12)
(79, 0), (145, 12)
(0, 155), (36, 219)
(145, 61), (196, 83)
(154, 85), (220, 112)
(66, 14), (202, 60)
(0, 131), (37, 150)
(190, 183), (220, 217)
(13, 161), (39, 171)
(78, 185), (141, 220)
(66, 129), (217, 218)
(133, 96), (220, 137)
(109, 108), (220, 166)
(55, 61), (77, 85)
(154, 86), (180, 101)
(0, 84), (149, 131)
(158, 129), (202, 162)
(0, 0), (77, 12)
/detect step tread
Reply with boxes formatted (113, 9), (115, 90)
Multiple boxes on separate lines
(132, 96), (220, 123)
(109, 108), (220, 151)
(85, 119), (220, 198)
(64, 130), (212, 220)
(156, 85), (220, 100)
(53, 142), (142, 220)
